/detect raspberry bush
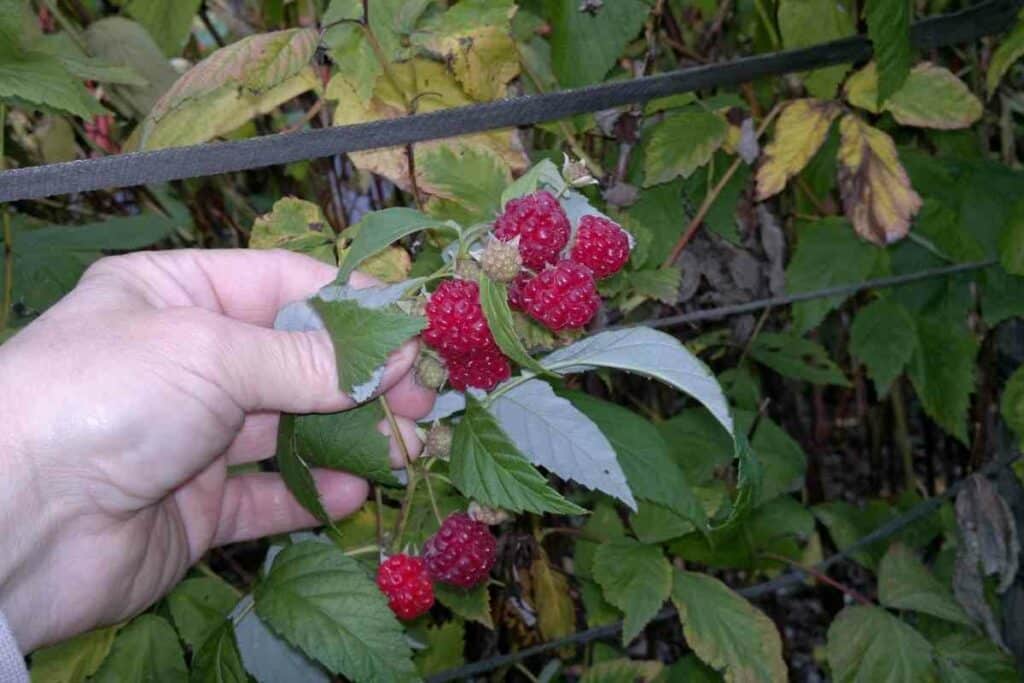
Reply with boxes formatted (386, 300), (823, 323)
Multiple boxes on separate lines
(8, 1), (1024, 682)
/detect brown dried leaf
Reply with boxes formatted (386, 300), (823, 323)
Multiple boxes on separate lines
(836, 114), (922, 245)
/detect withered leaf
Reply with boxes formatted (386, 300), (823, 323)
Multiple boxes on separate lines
(756, 99), (840, 201)
(836, 114), (922, 245)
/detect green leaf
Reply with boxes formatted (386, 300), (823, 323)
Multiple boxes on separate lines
(84, 17), (181, 116)
(542, 327), (734, 435)
(670, 570), (787, 682)
(322, 25), (379, 102)
(276, 414), (334, 527)
(787, 217), (884, 334)
(659, 655), (723, 683)
(624, 180), (685, 269)
(999, 199), (1024, 276)
(254, 541), (418, 682)
(544, 0), (650, 88)
(813, 496), (942, 570)
(29, 626), (119, 683)
(338, 208), (450, 284)
(450, 396), (583, 514)
(580, 579), (621, 628)
(414, 621), (465, 678)
(190, 621), (250, 683)
(488, 381), (636, 508)
(988, 20), (1024, 97)
(418, 146), (511, 224)
(0, 208), (184, 312)
(295, 402), (398, 487)
(1001, 364), (1024, 450)
(91, 615), (187, 683)
(778, 0), (855, 98)
(907, 317), (977, 443)
(0, 42), (106, 117)
(644, 112), (728, 187)
(580, 659), (664, 683)
(850, 298), (917, 395)
(434, 583), (494, 629)
(231, 595), (329, 683)
(310, 298), (425, 398)
(123, 0), (202, 56)
(478, 277), (550, 376)
(878, 543), (972, 625)
(826, 605), (937, 683)
(167, 577), (240, 651)
(250, 198), (336, 265)
(865, 0), (913, 106)
(749, 332), (850, 386)
(593, 539), (672, 644)
(563, 391), (704, 527)
(627, 268), (683, 304)
(933, 632), (1020, 683)
(574, 501), (626, 580)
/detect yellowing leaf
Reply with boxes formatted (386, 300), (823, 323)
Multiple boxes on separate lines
(837, 115), (921, 245)
(140, 29), (320, 149)
(845, 62), (983, 130)
(531, 548), (575, 641)
(756, 99), (839, 200)
(326, 58), (526, 196)
(251, 197), (336, 265)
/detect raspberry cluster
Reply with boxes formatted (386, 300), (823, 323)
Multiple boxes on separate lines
(495, 191), (631, 332)
(375, 513), (498, 619)
(422, 279), (511, 391)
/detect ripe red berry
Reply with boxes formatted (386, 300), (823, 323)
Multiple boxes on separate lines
(570, 215), (631, 278)
(423, 279), (497, 357)
(520, 260), (601, 331)
(376, 554), (435, 620)
(507, 273), (530, 311)
(446, 347), (511, 391)
(423, 513), (498, 588)
(494, 191), (571, 270)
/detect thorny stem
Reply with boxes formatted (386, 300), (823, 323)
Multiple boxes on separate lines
(663, 103), (782, 267)
(890, 379), (916, 492)
(374, 485), (385, 552)
(761, 553), (874, 606)
(199, 2), (226, 47)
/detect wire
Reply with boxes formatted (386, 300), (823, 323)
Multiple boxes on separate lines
(635, 259), (997, 329)
(0, 0), (1020, 201)
(427, 453), (1019, 682)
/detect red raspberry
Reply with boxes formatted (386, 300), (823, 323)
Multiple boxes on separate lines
(570, 215), (631, 278)
(376, 554), (435, 620)
(520, 260), (601, 331)
(423, 279), (497, 357)
(423, 513), (498, 588)
(507, 273), (530, 311)
(494, 191), (571, 270)
(446, 347), (511, 391)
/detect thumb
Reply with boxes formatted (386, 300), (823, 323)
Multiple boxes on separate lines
(216, 320), (420, 414)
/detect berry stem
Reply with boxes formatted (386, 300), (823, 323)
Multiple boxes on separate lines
(663, 103), (782, 267)
(381, 395), (442, 542)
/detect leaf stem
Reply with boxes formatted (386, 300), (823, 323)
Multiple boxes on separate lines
(382, 394), (443, 525)
(345, 544), (381, 557)
(760, 552), (873, 606)
(663, 103), (782, 267)
(890, 379), (916, 492)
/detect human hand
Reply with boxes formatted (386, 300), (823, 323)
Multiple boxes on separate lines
(0, 249), (435, 652)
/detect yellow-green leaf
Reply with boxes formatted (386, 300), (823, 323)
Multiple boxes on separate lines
(988, 19), (1024, 97)
(846, 62), (982, 130)
(756, 99), (840, 200)
(140, 29), (320, 150)
(250, 197), (336, 265)
(532, 548), (576, 641)
(30, 626), (120, 683)
(671, 570), (787, 682)
(644, 112), (728, 187)
(837, 114), (922, 245)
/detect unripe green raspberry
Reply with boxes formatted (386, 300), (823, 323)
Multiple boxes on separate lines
(425, 423), (454, 459)
(415, 353), (447, 390)
(480, 238), (523, 283)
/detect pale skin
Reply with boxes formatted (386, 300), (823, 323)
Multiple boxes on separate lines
(0, 249), (436, 653)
